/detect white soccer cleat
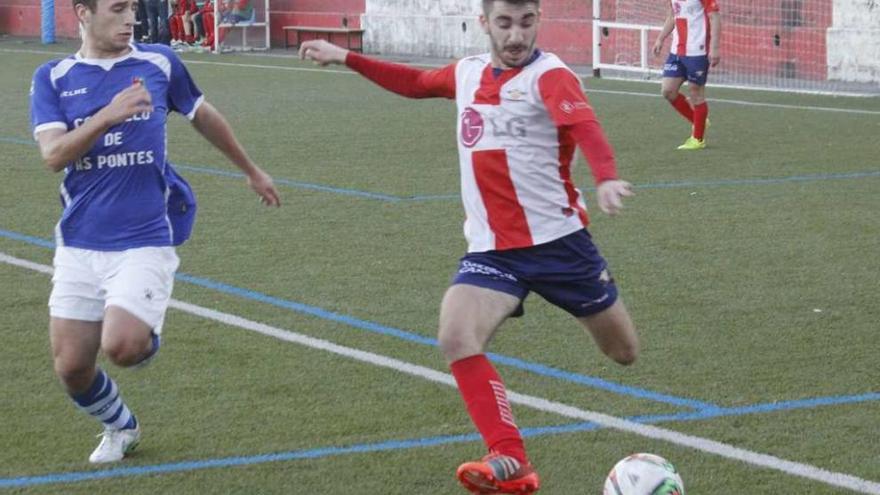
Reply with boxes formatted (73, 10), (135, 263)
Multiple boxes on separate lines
(89, 426), (141, 464)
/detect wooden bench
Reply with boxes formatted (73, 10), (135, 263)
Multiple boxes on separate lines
(283, 26), (365, 52)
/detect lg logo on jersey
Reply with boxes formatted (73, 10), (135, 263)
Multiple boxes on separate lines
(460, 107), (527, 148)
(461, 107), (484, 147)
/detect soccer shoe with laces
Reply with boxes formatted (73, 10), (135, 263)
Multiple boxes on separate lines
(677, 136), (706, 150)
(89, 425), (141, 463)
(456, 454), (540, 494)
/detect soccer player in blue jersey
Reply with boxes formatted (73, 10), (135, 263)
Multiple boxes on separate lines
(29, 0), (280, 463)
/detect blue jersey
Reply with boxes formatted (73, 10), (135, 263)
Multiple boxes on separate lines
(30, 43), (202, 251)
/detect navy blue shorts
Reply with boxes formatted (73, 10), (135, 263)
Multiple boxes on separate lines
(451, 230), (618, 318)
(663, 54), (710, 86)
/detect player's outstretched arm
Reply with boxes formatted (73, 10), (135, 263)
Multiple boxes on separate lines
(36, 83), (153, 172)
(191, 101), (281, 207)
(300, 39), (456, 99)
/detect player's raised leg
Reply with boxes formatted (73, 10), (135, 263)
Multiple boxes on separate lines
(578, 299), (639, 366)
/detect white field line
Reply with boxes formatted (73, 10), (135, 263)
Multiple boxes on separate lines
(3, 47), (878, 116)
(2, 251), (879, 493)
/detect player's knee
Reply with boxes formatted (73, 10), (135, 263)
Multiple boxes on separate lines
(103, 338), (148, 367)
(608, 341), (639, 366)
(661, 87), (679, 101)
(438, 328), (482, 362)
(54, 360), (95, 391)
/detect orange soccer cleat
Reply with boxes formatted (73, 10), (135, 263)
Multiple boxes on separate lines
(456, 454), (540, 494)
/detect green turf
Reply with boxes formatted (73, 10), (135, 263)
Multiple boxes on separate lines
(1, 39), (878, 494)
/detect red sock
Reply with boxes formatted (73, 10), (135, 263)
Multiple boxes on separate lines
(693, 102), (708, 140)
(450, 354), (527, 464)
(670, 93), (694, 123)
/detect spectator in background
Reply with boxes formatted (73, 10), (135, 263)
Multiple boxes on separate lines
(143, 0), (170, 44)
(170, 0), (198, 47)
(197, 0), (216, 49)
(134, 0), (148, 41)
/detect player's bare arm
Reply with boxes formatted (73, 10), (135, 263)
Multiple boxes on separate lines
(708, 11), (721, 67)
(652, 6), (675, 56)
(36, 82), (153, 172)
(191, 101), (281, 207)
(299, 39), (349, 66)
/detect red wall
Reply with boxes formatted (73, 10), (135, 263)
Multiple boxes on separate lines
(0, 0), (80, 38)
(0, 0), (831, 80)
(269, 0), (363, 47)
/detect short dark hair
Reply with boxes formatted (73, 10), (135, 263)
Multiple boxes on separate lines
(73, 0), (98, 12)
(482, 0), (540, 14)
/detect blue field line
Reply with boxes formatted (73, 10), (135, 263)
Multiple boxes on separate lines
(0, 229), (716, 411)
(626, 391), (880, 425)
(160, 272), (717, 411)
(3, 134), (879, 202)
(0, 229), (55, 248)
(0, 136), (34, 146)
(173, 164), (404, 202)
(0, 433), (479, 489)
(630, 171), (880, 191)
(486, 353), (717, 411)
(3, 392), (877, 489)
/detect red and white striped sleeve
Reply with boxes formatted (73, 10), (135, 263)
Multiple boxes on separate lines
(538, 68), (618, 184)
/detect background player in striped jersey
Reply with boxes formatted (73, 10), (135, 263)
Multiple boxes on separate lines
(300, 1), (639, 492)
(29, 0), (280, 464)
(653, 0), (721, 150)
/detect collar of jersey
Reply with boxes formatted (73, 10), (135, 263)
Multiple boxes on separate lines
(492, 48), (542, 79)
(74, 43), (137, 70)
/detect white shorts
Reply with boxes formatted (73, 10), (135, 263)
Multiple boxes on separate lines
(49, 246), (180, 334)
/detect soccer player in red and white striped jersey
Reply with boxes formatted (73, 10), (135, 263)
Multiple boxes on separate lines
(653, 0), (721, 150)
(301, 1), (639, 493)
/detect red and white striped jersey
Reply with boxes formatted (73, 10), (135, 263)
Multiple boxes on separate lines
(669, 0), (719, 57)
(453, 52), (594, 253)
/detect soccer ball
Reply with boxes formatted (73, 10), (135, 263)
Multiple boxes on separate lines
(603, 453), (685, 495)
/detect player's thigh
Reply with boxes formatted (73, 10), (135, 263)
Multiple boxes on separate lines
(439, 284), (522, 360)
(577, 299), (638, 364)
(102, 246), (179, 339)
(661, 54), (687, 97)
(48, 247), (105, 369)
(684, 56), (710, 102)
(101, 305), (154, 357)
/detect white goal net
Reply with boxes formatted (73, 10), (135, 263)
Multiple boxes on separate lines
(592, 0), (880, 94)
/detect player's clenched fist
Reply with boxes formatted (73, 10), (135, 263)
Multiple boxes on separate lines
(299, 40), (348, 66)
(102, 82), (154, 126)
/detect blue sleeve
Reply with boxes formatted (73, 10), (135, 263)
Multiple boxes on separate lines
(167, 51), (204, 119)
(30, 63), (68, 138)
